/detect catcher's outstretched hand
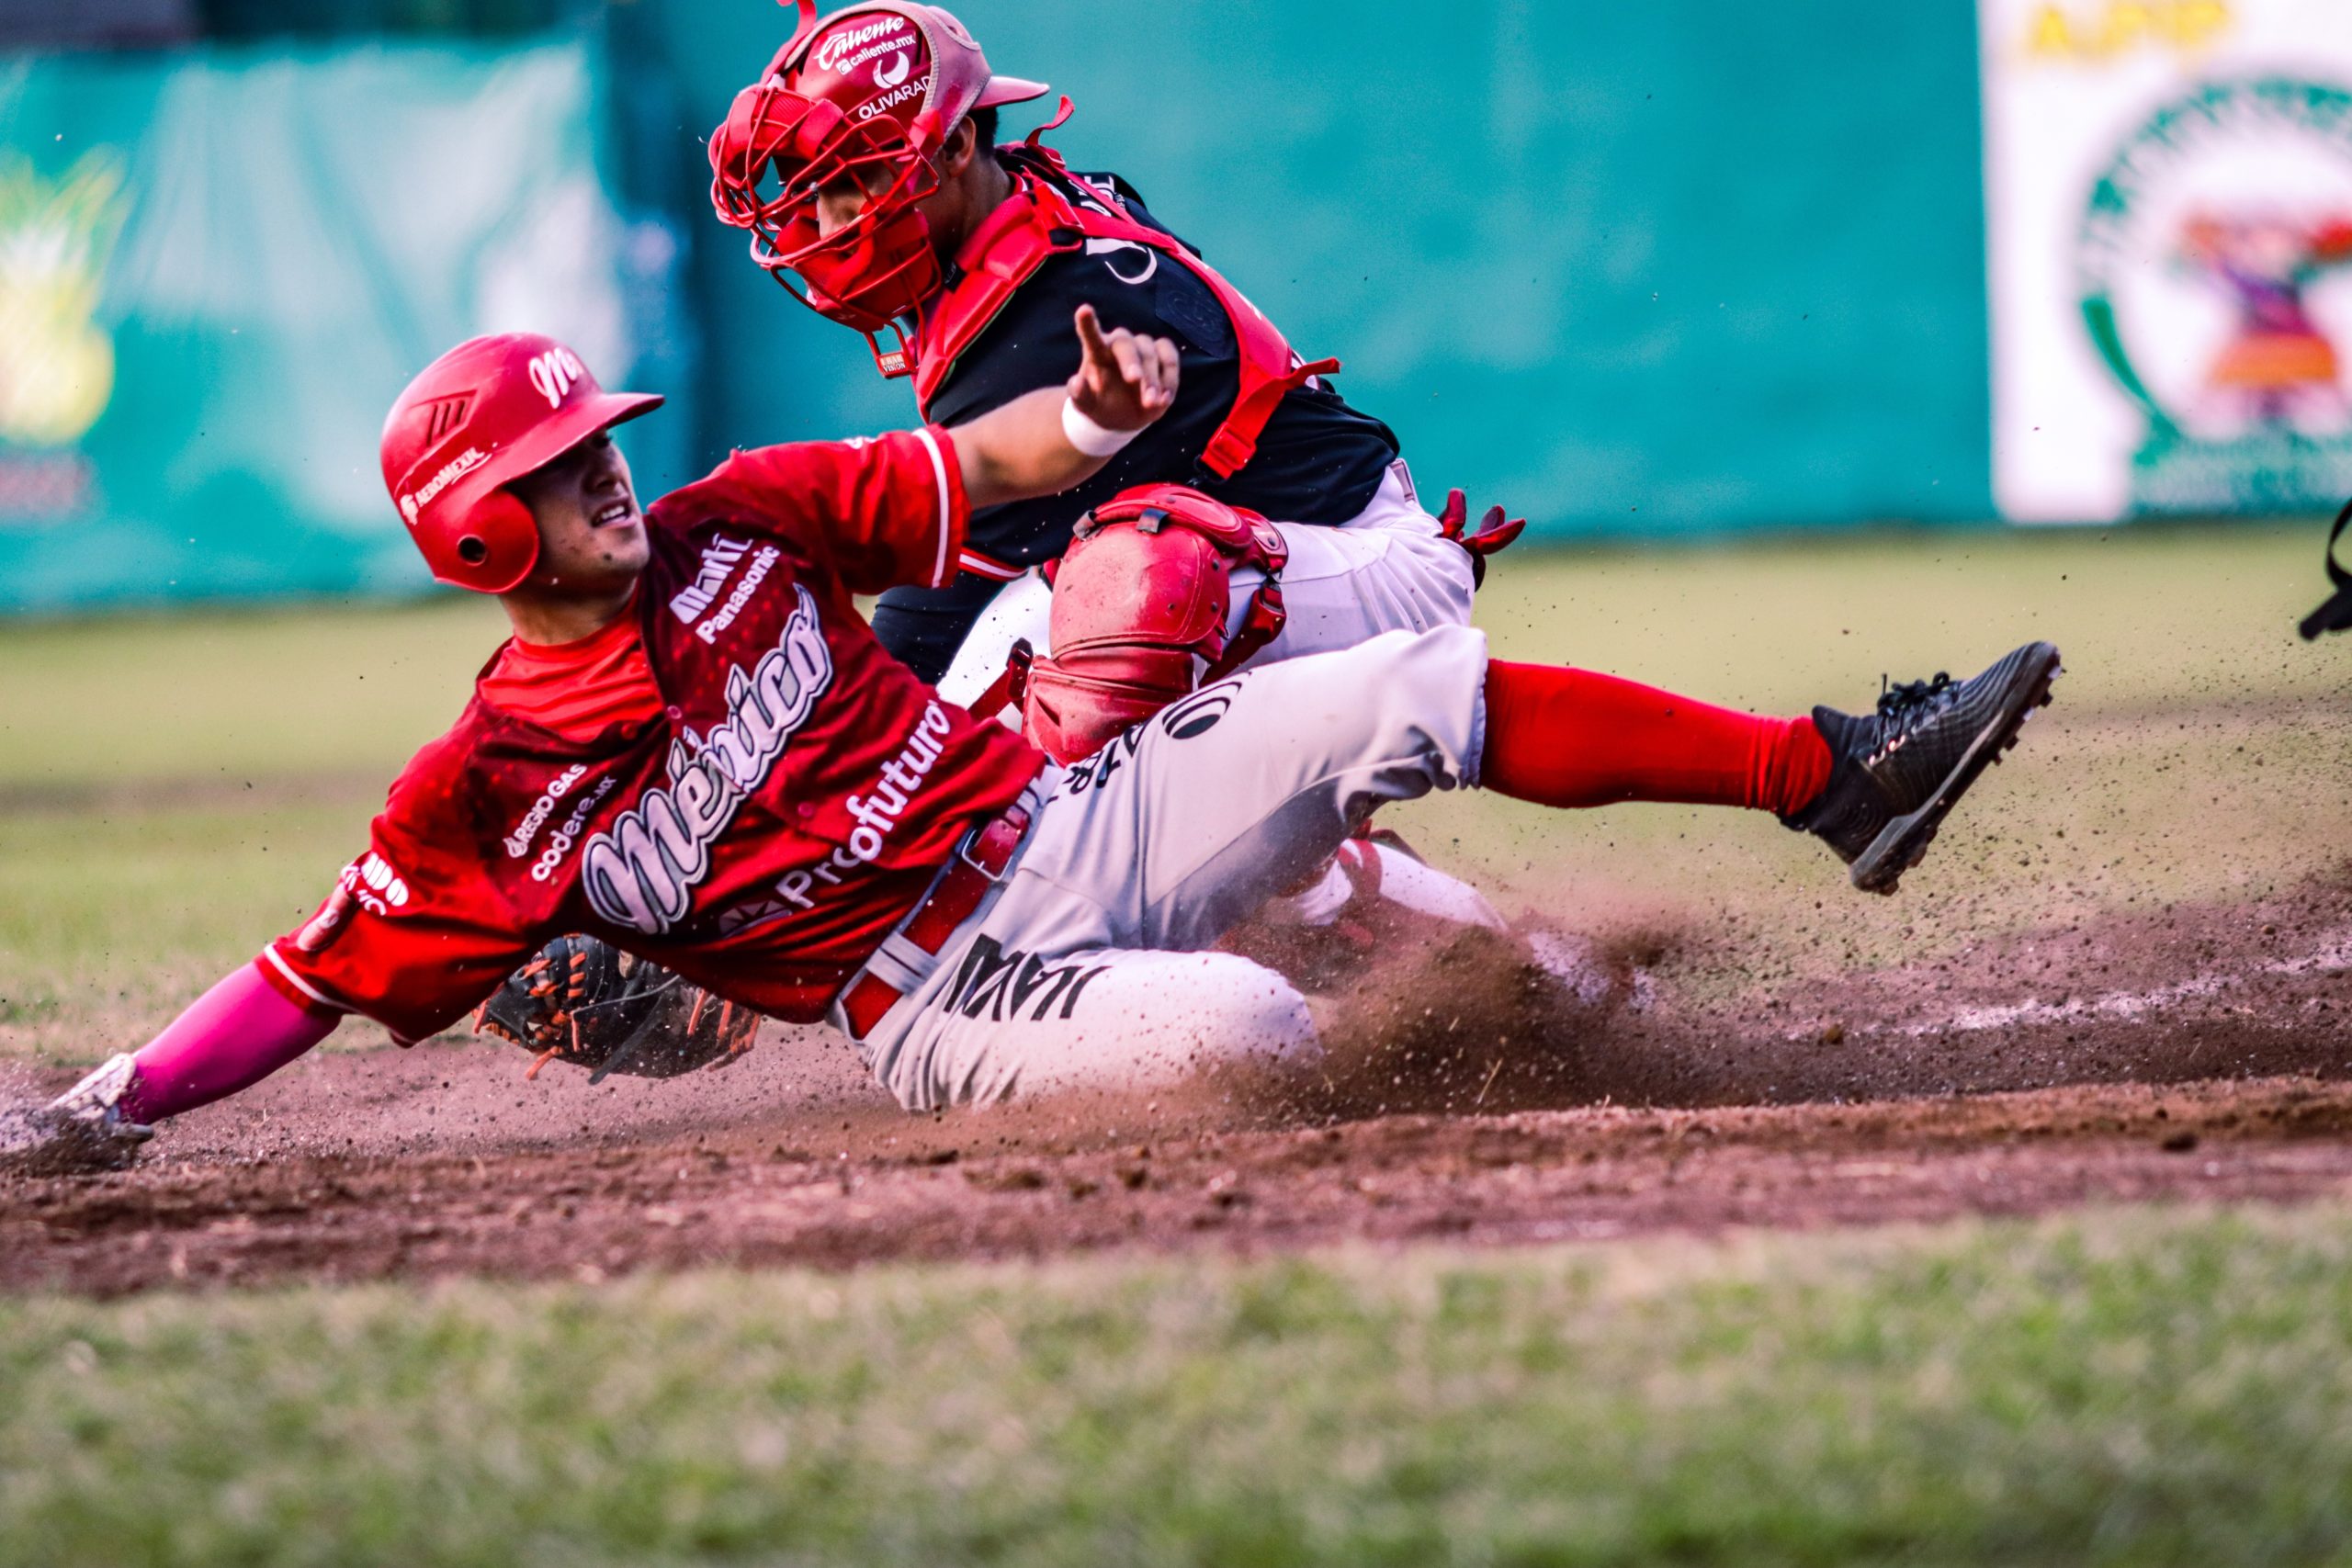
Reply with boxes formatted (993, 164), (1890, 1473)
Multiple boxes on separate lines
(1069, 304), (1180, 433)
(946, 310), (1182, 509)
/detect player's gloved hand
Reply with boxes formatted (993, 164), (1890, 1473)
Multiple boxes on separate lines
(1067, 303), (1180, 435)
(1437, 489), (1528, 590)
(476, 935), (763, 1083)
(0, 1054), (154, 1176)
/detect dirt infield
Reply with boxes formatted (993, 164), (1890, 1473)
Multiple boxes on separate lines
(6, 869), (2350, 1298)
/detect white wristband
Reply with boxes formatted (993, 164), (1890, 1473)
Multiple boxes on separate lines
(1062, 398), (1140, 458)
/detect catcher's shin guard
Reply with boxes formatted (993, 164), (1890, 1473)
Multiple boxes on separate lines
(1014, 484), (1289, 765)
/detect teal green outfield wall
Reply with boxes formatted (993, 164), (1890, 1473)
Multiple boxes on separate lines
(0, 6), (1996, 614)
(0, 37), (696, 614)
(637, 0), (1996, 538)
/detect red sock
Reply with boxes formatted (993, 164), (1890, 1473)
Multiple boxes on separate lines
(1479, 661), (1831, 816)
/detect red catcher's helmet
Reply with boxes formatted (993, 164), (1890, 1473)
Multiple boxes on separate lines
(1016, 485), (1291, 765)
(379, 333), (662, 594)
(708, 0), (1048, 378)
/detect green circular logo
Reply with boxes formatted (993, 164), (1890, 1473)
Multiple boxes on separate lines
(2075, 76), (2352, 512)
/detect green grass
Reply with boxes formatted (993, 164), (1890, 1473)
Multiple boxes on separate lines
(3, 543), (2347, 1564)
(1474, 521), (2338, 718)
(0, 595), (504, 792)
(7, 1204), (2352, 1567)
(0, 801), (363, 1051)
(2, 525), (2324, 791)
(0, 597), (505, 1058)
(1406, 522), (2352, 964)
(2, 526), (2346, 1057)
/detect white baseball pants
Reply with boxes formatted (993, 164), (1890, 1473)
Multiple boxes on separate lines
(832, 626), (1492, 1111)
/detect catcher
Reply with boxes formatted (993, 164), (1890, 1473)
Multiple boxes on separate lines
(705, 0), (1524, 693)
(477, 0), (1540, 1072)
(15, 327), (2059, 1172)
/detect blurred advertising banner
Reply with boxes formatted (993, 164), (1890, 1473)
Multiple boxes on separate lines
(1983, 0), (2352, 521)
(0, 39), (654, 612)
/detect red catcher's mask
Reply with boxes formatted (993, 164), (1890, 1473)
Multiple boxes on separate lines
(708, 0), (1047, 378)
(379, 333), (662, 594)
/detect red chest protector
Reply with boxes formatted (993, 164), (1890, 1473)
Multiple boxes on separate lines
(912, 146), (1340, 482)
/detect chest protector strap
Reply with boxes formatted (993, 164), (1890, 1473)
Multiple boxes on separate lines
(915, 150), (1340, 481)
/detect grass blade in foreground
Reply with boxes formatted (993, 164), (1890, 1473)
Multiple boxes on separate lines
(5, 1204), (2352, 1567)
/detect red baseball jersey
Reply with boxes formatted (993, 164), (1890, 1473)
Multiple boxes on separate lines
(265, 427), (1046, 1043)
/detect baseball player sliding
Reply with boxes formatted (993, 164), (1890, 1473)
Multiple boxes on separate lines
(473, 0), (1546, 1063)
(16, 317), (2059, 1171)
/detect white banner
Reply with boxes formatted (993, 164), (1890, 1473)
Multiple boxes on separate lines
(1982, 0), (2352, 521)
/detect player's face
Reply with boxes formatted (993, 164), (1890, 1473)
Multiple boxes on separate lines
(813, 164), (892, 239)
(507, 431), (649, 595)
(809, 120), (981, 258)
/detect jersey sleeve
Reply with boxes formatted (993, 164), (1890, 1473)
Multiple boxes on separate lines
(704, 425), (968, 596)
(262, 791), (538, 1047)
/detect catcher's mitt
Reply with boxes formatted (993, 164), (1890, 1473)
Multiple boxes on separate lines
(475, 936), (761, 1083)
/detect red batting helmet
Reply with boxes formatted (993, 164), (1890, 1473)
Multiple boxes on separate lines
(708, 0), (1048, 376)
(1016, 486), (1291, 765)
(379, 333), (662, 594)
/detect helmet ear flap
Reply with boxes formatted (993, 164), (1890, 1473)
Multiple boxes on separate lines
(440, 488), (541, 595)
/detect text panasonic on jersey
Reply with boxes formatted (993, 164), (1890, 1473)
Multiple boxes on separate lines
(669, 533), (782, 642)
(669, 535), (752, 626)
(579, 585), (833, 935)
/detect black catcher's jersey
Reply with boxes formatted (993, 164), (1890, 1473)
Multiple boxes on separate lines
(872, 168), (1402, 682)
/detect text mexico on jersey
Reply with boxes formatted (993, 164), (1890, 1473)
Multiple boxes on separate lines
(264, 429), (1045, 1043)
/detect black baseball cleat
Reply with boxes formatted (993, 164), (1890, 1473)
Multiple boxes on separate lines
(1782, 640), (2063, 895)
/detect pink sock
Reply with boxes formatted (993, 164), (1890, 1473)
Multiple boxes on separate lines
(120, 961), (339, 1123)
